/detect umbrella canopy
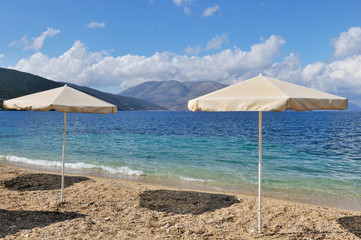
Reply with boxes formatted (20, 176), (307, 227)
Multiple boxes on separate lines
(188, 74), (347, 112)
(188, 74), (348, 234)
(3, 85), (117, 202)
(3, 85), (117, 114)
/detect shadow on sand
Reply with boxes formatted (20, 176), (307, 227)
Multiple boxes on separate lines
(139, 189), (240, 215)
(0, 209), (85, 238)
(263, 216), (361, 239)
(338, 216), (361, 238)
(2, 173), (91, 191)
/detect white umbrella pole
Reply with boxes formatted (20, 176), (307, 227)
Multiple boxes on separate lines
(61, 112), (67, 203)
(258, 111), (263, 234)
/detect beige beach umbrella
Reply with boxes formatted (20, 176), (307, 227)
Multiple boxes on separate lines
(188, 74), (348, 234)
(3, 85), (117, 202)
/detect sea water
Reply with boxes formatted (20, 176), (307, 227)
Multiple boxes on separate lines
(0, 111), (360, 210)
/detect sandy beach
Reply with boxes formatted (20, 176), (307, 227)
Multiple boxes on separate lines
(0, 164), (360, 239)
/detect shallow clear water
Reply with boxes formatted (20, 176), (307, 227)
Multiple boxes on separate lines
(0, 111), (360, 210)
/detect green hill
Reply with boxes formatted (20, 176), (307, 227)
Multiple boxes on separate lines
(0, 67), (165, 111)
(0, 68), (62, 110)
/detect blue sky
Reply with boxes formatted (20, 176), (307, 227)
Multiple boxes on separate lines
(1, 0), (361, 104)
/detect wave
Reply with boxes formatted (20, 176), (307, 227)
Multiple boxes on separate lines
(179, 176), (210, 183)
(100, 166), (144, 176)
(0, 155), (143, 176)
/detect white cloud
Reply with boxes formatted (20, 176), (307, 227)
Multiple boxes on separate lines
(263, 51), (361, 99)
(264, 53), (303, 85)
(9, 35), (29, 48)
(0, 54), (4, 59)
(173, 0), (193, 15)
(8, 41), (16, 47)
(184, 45), (201, 55)
(11, 35), (285, 90)
(172, 0), (193, 6)
(302, 56), (361, 95)
(206, 33), (228, 50)
(331, 27), (361, 59)
(87, 21), (106, 29)
(13, 41), (108, 86)
(9, 28), (60, 51)
(203, 4), (220, 17)
(184, 6), (191, 15)
(10, 31), (361, 104)
(173, 0), (182, 6)
(26, 28), (60, 51)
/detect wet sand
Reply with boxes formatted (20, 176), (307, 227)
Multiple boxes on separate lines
(0, 164), (360, 239)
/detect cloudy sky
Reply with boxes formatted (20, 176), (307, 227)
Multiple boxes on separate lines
(1, 0), (361, 105)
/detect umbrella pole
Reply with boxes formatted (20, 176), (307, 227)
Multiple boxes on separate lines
(61, 112), (67, 203)
(258, 111), (263, 234)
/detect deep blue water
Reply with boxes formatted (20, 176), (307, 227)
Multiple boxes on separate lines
(0, 111), (360, 209)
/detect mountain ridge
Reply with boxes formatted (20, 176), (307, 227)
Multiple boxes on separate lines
(0, 67), (165, 111)
(2, 68), (360, 112)
(119, 80), (228, 110)
(120, 80), (361, 111)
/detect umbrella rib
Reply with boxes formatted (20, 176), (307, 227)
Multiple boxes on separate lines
(262, 76), (290, 98)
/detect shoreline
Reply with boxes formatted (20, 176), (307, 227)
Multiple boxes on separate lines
(1, 163), (361, 239)
(1, 160), (360, 213)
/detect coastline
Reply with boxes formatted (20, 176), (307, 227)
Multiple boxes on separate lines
(1, 159), (361, 213)
(1, 163), (360, 239)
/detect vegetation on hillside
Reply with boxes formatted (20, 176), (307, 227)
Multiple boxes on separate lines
(0, 68), (62, 110)
(0, 68), (164, 111)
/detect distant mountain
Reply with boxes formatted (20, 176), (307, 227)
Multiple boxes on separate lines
(0, 67), (165, 111)
(63, 83), (166, 111)
(347, 103), (361, 111)
(119, 80), (228, 110)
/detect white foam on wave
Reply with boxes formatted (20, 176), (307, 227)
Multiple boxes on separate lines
(102, 166), (144, 176)
(5, 155), (61, 167)
(179, 176), (209, 183)
(1, 155), (143, 176)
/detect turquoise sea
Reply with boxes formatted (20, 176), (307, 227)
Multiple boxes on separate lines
(0, 111), (360, 211)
